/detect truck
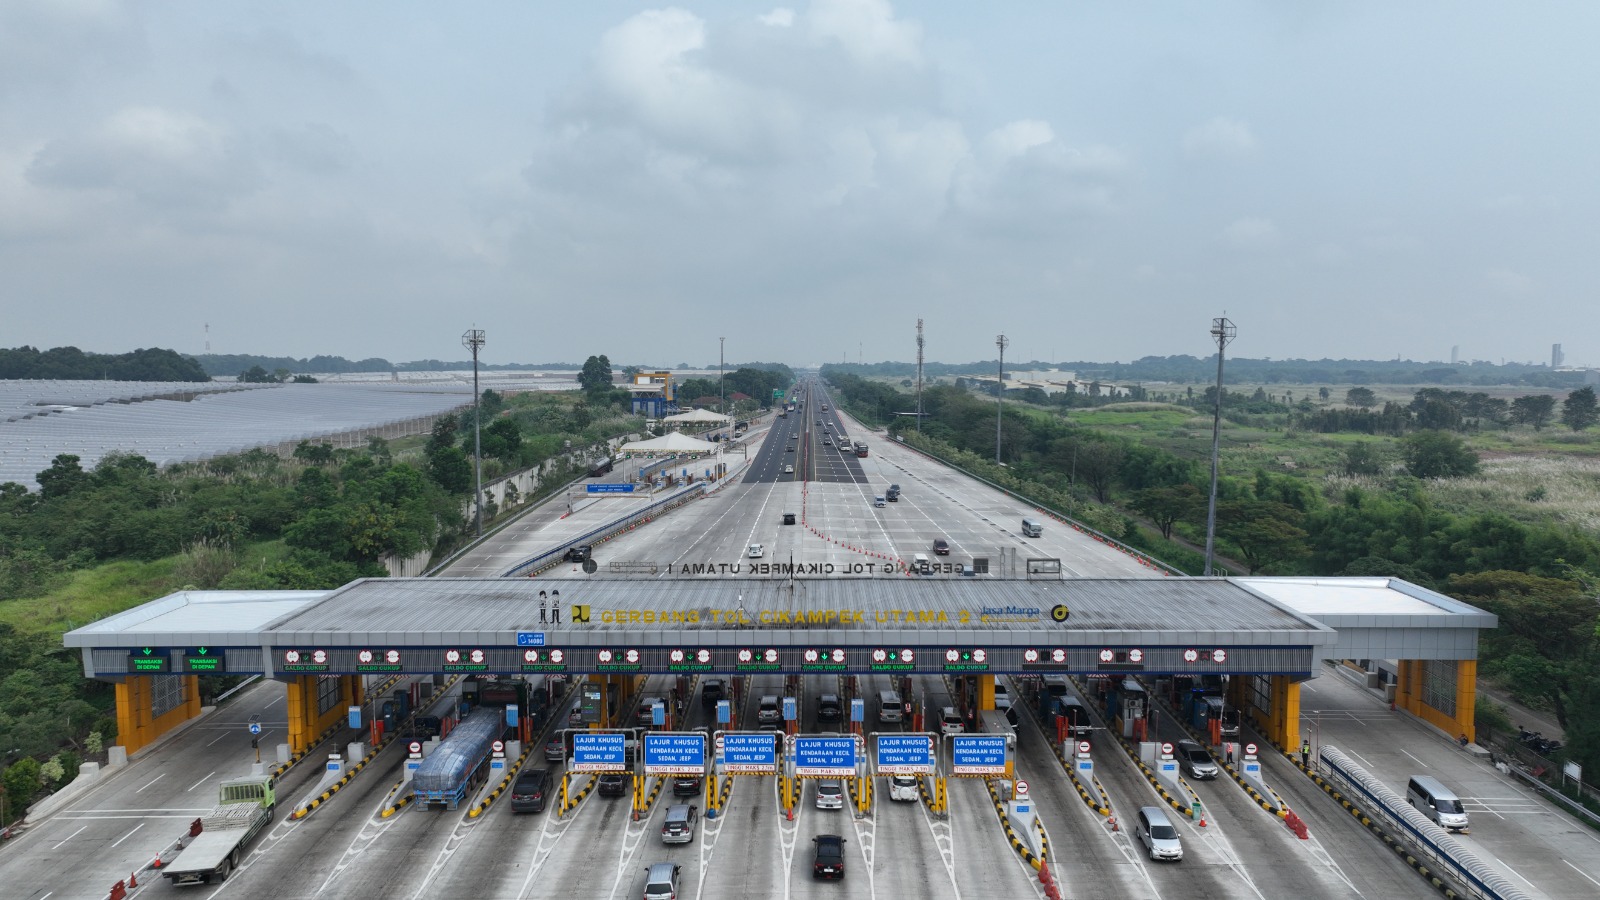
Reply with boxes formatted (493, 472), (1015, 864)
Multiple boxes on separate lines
(412, 710), (504, 809)
(162, 775), (275, 886)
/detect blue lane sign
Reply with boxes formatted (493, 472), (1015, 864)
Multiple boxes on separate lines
(951, 734), (1008, 775)
(571, 732), (628, 772)
(586, 483), (635, 494)
(782, 697), (797, 721)
(850, 698), (864, 722)
(794, 735), (857, 777)
(722, 732), (777, 774)
(516, 632), (546, 647)
(875, 734), (933, 774)
(643, 733), (706, 775)
(249, 721), (262, 735)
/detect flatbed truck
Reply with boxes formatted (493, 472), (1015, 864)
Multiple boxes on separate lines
(162, 775), (275, 886)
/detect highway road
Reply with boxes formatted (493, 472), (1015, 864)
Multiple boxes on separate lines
(8, 377), (1588, 899)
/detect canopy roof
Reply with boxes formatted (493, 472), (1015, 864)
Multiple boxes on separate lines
(662, 408), (731, 423)
(617, 432), (719, 455)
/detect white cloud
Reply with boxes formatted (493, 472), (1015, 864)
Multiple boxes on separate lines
(758, 8), (795, 27)
(1182, 116), (1258, 159)
(1486, 267), (1535, 295)
(26, 106), (257, 207)
(1221, 216), (1279, 249)
(805, 0), (923, 68)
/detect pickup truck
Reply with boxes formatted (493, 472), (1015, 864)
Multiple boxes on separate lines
(163, 775), (275, 886)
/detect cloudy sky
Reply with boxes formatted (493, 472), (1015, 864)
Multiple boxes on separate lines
(3, 1), (1595, 368)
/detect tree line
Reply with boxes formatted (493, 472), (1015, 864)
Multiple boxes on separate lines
(0, 346), (210, 381)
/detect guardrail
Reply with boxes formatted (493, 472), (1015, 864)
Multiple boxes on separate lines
(504, 483), (708, 577)
(1319, 746), (1531, 900)
(889, 437), (1186, 576)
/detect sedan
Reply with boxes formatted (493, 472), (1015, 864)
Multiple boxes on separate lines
(544, 736), (565, 763)
(783, 464), (794, 474)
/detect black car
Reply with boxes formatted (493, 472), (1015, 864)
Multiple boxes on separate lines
(510, 768), (552, 813)
(700, 678), (726, 708)
(782, 513), (797, 525)
(816, 694), (843, 725)
(564, 545), (592, 562)
(933, 539), (949, 555)
(598, 773), (629, 797)
(673, 775), (703, 796)
(544, 736), (566, 763)
(812, 834), (847, 879)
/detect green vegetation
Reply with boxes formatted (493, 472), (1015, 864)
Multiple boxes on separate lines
(0, 378), (640, 818)
(0, 345), (209, 381)
(824, 365), (1600, 777)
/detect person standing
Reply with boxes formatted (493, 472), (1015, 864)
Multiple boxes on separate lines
(1300, 740), (1311, 768)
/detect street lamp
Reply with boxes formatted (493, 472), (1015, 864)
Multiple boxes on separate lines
(719, 337), (726, 416)
(1202, 316), (1235, 576)
(462, 328), (486, 536)
(995, 334), (1008, 464)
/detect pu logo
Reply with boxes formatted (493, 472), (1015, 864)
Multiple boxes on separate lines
(570, 604), (591, 624)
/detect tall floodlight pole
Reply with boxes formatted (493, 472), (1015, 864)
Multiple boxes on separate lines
(719, 337), (726, 415)
(463, 328), (486, 536)
(1203, 317), (1236, 575)
(915, 318), (925, 433)
(995, 334), (1008, 463)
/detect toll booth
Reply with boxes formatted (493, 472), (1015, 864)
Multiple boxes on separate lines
(1109, 677), (1149, 741)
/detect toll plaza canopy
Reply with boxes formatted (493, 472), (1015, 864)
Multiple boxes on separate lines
(61, 576), (1493, 682)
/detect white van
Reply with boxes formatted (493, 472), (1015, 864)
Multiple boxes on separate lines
(1407, 776), (1469, 831)
(912, 553), (932, 574)
(1136, 807), (1183, 861)
(1021, 518), (1043, 537)
(877, 690), (903, 724)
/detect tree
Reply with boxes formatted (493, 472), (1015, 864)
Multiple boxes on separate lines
(1561, 386), (1599, 432)
(1399, 431), (1478, 479)
(578, 355), (613, 393)
(426, 446), (472, 494)
(1217, 500), (1307, 573)
(1345, 387), (1377, 409)
(1448, 571), (1596, 729)
(292, 441), (336, 465)
(481, 418), (522, 460)
(1510, 394), (1556, 430)
(238, 365), (279, 383)
(1341, 442), (1384, 477)
(1131, 484), (1202, 540)
(2, 757), (40, 822)
(1074, 440), (1125, 503)
(36, 454), (89, 500)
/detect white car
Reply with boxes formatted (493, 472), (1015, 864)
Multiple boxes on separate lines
(748, 543), (764, 559)
(783, 465), (794, 474)
(888, 775), (920, 802)
(815, 780), (845, 809)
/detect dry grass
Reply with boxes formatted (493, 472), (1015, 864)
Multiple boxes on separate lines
(1427, 456), (1600, 531)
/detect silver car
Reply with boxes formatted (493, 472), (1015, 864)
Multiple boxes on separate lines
(660, 804), (698, 844)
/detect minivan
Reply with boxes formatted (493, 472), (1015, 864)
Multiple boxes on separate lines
(1136, 806), (1183, 861)
(877, 690), (903, 724)
(660, 803), (699, 844)
(1176, 740), (1219, 780)
(510, 768), (552, 813)
(939, 706), (964, 735)
(642, 862), (682, 899)
(912, 553), (932, 574)
(1021, 518), (1043, 538)
(1407, 776), (1469, 831)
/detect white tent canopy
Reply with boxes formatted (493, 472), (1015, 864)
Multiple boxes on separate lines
(616, 432), (720, 456)
(662, 408), (731, 424)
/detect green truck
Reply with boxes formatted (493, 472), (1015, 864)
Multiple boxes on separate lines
(162, 775), (275, 886)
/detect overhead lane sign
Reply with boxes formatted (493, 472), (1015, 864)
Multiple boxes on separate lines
(794, 735), (857, 777)
(951, 734), (1008, 776)
(571, 732), (628, 773)
(720, 732), (777, 774)
(874, 734), (933, 775)
(643, 733), (706, 775)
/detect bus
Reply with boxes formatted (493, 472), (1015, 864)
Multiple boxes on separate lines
(854, 440), (868, 458)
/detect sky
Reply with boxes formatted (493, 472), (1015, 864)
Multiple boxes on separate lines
(2, 1), (1596, 368)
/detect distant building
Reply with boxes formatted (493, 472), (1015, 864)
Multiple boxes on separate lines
(1553, 344), (1564, 368)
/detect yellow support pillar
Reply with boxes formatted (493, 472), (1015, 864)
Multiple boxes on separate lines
(1454, 660), (1478, 743)
(115, 676), (154, 756)
(1395, 659), (1420, 716)
(1268, 676), (1301, 751)
(285, 677), (311, 757)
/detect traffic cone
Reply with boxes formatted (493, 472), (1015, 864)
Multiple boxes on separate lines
(1199, 814), (1207, 827)
(153, 852), (163, 869)
(129, 871), (138, 887)
(1108, 816), (1118, 832)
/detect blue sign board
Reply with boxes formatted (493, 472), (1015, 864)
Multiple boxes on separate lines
(722, 732), (777, 773)
(571, 732), (628, 772)
(951, 734), (1008, 775)
(716, 699), (731, 725)
(587, 483), (635, 494)
(516, 632), (546, 647)
(794, 735), (857, 776)
(874, 734), (933, 774)
(850, 698), (864, 722)
(643, 733), (706, 775)
(651, 701), (665, 727)
(782, 697), (798, 721)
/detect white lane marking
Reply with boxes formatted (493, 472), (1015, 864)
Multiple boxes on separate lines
(776, 776), (799, 900)
(208, 729), (232, 746)
(513, 781), (582, 898)
(110, 822), (145, 847)
(1563, 859), (1600, 889)
(851, 801), (879, 899)
(1400, 749), (1429, 768)
(1347, 748), (1375, 767)
(1498, 859), (1536, 888)
(188, 771), (216, 791)
(136, 773), (166, 792)
(50, 825), (88, 848)
(605, 788), (653, 900)
(920, 802), (961, 898)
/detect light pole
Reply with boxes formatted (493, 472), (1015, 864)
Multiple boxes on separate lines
(462, 328), (486, 536)
(719, 337), (726, 416)
(995, 334), (1008, 464)
(1202, 316), (1235, 576)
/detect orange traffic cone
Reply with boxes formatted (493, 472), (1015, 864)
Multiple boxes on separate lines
(129, 871), (138, 887)
(152, 852), (163, 869)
